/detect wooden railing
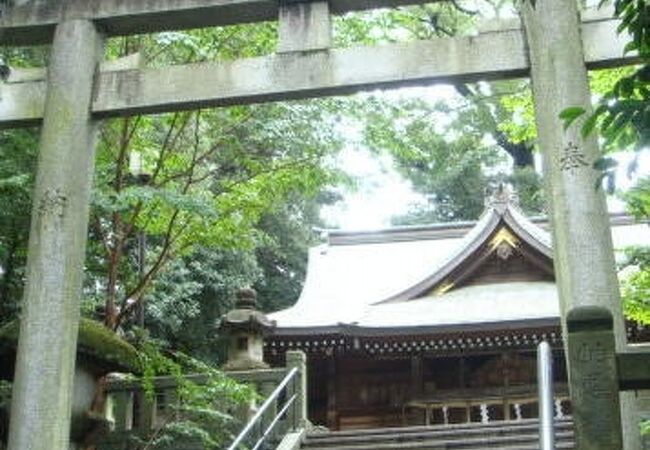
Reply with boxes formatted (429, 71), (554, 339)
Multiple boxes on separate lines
(402, 384), (571, 426)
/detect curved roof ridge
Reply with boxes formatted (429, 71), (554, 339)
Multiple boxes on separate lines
(374, 202), (553, 304)
(503, 204), (552, 256)
(327, 220), (480, 245)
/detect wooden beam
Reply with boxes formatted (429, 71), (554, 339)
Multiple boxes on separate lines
(326, 356), (338, 429)
(0, 0), (438, 46)
(617, 351), (650, 391)
(0, 16), (632, 128)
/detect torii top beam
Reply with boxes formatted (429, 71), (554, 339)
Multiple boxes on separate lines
(0, 11), (633, 129)
(1, 0), (438, 46)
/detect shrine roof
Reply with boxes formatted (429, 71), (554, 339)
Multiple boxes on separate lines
(269, 199), (650, 334)
(271, 282), (560, 335)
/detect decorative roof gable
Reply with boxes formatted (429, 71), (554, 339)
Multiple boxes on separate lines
(376, 187), (554, 303)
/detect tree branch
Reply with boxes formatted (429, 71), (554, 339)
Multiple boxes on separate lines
(453, 83), (534, 168)
(115, 209), (183, 328)
(155, 109), (256, 187)
(448, 0), (478, 16)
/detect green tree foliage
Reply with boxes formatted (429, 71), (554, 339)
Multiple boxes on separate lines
(83, 27), (345, 332)
(144, 248), (261, 361)
(622, 263), (650, 325)
(623, 176), (650, 220)
(502, 67), (636, 148)
(134, 340), (256, 449)
(140, 190), (337, 361)
(620, 243), (650, 325)
(583, 0), (648, 153)
(334, 1), (479, 46)
(619, 179), (650, 325)
(0, 129), (37, 321)
(334, 2), (544, 224)
(348, 87), (543, 224)
(90, 100), (342, 330)
(357, 96), (504, 223)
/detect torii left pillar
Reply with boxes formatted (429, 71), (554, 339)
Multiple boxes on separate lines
(7, 20), (103, 450)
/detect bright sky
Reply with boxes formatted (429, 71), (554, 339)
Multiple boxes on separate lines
(320, 85), (650, 231)
(319, 1), (644, 230)
(320, 145), (426, 230)
(321, 85), (457, 230)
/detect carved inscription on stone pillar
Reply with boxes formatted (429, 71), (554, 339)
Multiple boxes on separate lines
(567, 307), (623, 450)
(558, 141), (589, 174)
(38, 187), (67, 218)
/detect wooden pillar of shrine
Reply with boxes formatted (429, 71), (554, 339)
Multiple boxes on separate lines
(326, 356), (338, 429)
(410, 356), (423, 397)
(502, 352), (511, 421)
(410, 356), (424, 424)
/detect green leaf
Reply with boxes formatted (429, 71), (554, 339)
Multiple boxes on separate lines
(624, 40), (639, 54)
(605, 171), (617, 195)
(593, 157), (619, 172)
(559, 106), (586, 130)
(581, 112), (600, 138)
(617, 77), (635, 97)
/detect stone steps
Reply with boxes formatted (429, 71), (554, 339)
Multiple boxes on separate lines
(302, 419), (574, 450)
(305, 419), (573, 442)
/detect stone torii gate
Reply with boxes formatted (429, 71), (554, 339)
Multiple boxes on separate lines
(0, 0), (643, 449)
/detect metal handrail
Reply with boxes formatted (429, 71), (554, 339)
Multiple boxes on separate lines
(250, 393), (297, 450)
(537, 341), (555, 450)
(227, 367), (299, 450)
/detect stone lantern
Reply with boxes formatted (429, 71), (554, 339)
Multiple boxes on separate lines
(217, 288), (275, 371)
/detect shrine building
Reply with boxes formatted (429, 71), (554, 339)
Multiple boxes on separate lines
(265, 190), (650, 431)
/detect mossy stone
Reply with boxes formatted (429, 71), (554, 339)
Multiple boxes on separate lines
(0, 319), (140, 374)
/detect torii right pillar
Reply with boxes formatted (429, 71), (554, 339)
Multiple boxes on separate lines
(521, 1), (640, 449)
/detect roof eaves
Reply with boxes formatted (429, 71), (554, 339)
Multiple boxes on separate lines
(373, 209), (503, 304)
(270, 317), (561, 338)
